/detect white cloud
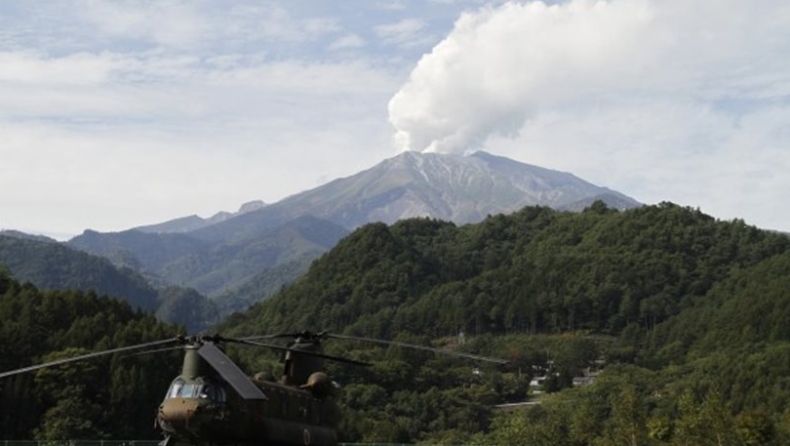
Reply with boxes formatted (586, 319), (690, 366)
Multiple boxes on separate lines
(0, 0), (414, 236)
(0, 49), (399, 121)
(2, 0), (789, 236)
(385, 0), (790, 231)
(0, 108), (396, 235)
(76, 0), (207, 48)
(0, 47), (402, 235)
(389, 0), (659, 152)
(376, 1), (407, 11)
(1, 1), (345, 55)
(375, 18), (435, 48)
(329, 34), (367, 51)
(485, 90), (790, 231)
(388, 0), (790, 153)
(204, 59), (397, 94)
(0, 51), (125, 85)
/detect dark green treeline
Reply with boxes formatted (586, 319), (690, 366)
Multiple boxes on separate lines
(0, 271), (183, 440)
(224, 202), (788, 338)
(220, 202), (790, 444)
(3, 202), (790, 444)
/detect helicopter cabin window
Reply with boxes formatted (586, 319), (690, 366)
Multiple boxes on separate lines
(166, 379), (199, 398)
(167, 378), (185, 399)
(179, 384), (200, 398)
(166, 379), (225, 402)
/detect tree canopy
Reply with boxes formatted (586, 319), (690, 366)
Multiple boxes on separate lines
(0, 271), (183, 439)
(3, 202), (789, 444)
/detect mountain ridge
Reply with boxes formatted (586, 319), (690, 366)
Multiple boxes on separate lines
(12, 151), (642, 324)
(187, 151), (640, 242)
(0, 234), (160, 312)
(134, 200), (268, 234)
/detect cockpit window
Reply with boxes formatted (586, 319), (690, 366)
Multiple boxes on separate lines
(166, 379), (199, 398)
(179, 384), (200, 398)
(166, 378), (225, 402)
(167, 378), (185, 399)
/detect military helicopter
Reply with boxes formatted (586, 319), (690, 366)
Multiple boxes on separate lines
(0, 330), (507, 446)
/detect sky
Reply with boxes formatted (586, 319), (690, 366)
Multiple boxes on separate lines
(1, 0), (788, 240)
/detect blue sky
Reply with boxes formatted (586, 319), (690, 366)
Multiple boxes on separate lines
(1, 0), (788, 238)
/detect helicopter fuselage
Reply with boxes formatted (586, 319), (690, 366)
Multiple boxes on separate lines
(157, 375), (340, 446)
(0, 332), (505, 446)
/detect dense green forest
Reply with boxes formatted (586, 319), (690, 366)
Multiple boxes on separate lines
(213, 255), (316, 314)
(68, 216), (349, 299)
(0, 271), (183, 439)
(0, 235), (159, 312)
(221, 202), (790, 444)
(225, 202), (788, 337)
(0, 235), (219, 332)
(2, 202), (789, 444)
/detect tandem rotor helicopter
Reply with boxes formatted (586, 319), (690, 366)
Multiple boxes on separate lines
(0, 330), (507, 446)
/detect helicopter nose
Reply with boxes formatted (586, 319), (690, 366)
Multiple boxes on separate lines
(159, 398), (201, 429)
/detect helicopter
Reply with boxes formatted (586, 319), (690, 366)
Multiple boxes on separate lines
(0, 330), (507, 446)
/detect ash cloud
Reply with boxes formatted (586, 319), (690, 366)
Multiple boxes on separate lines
(387, 0), (655, 153)
(387, 0), (786, 153)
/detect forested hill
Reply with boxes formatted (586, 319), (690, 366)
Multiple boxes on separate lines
(0, 235), (221, 333)
(3, 203), (789, 444)
(0, 272), (183, 439)
(216, 201), (790, 444)
(223, 201), (789, 339)
(0, 235), (159, 312)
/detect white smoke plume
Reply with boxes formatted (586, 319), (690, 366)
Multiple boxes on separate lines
(387, 0), (789, 153)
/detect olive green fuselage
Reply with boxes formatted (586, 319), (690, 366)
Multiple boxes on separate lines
(157, 346), (340, 446)
(158, 379), (340, 446)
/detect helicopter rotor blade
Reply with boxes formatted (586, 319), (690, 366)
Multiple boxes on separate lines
(326, 333), (509, 365)
(225, 338), (371, 367)
(238, 331), (327, 342)
(0, 337), (185, 379)
(196, 342), (268, 400)
(126, 345), (185, 357)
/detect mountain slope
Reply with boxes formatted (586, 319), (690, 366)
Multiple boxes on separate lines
(216, 202), (790, 443)
(0, 235), (159, 311)
(67, 215), (347, 303)
(210, 256), (313, 315)
(61, 151), (639, 314)
(68, 229), (211, 272)
(222, 202), (788, 338)
(192, 151), (639, 242)
(0, 235), (223, 332)
(0, 230), (58, 243)
(160, 215), (348, 296)
(134, 200), (267, 234)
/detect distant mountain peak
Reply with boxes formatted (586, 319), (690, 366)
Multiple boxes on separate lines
(0, 230), (58, 244)
(186, 150), (641, 242)
(367, 150), (639, 216)
(134, 200), (267, 234)
(239, 200), (267, 213)
(59, 150), (643, 320)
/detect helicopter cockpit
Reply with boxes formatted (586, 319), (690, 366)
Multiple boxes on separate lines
(166, 377), (227, 403)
